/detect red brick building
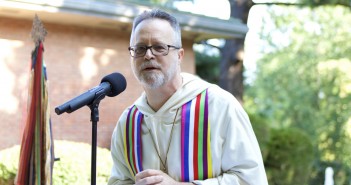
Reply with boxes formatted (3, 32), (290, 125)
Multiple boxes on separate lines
(0, 0), (247, 150)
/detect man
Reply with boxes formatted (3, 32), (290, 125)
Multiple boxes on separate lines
(108, 9), (268, 185)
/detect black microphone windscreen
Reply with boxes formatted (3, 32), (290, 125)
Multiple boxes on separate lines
(101, 72), (127, 97)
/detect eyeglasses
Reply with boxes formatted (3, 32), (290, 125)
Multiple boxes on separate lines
(128, 44), (180, 58)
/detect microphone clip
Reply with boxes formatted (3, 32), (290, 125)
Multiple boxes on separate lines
(88, 90), (106, 123)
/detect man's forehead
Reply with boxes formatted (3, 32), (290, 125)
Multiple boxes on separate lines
(131, 19), (174, 44)
(135, 19), (172, 33)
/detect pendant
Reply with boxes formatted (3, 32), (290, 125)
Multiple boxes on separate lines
(162, 167), (167, 173)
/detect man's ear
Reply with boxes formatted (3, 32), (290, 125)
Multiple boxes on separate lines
(178, 48), (184, 63)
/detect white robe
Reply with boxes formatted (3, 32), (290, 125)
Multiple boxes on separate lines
(108, 73), (268, 185)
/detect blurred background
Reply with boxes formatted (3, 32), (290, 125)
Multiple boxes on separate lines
(0, 0), (350, 184)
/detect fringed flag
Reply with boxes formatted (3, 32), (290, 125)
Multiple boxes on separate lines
(17, 15), (54, 185)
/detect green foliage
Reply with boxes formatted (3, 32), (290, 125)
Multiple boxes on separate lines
(299, 0), (350, 7)
(248, 112), (271, 160)
(0, 140), (112, 185)
(53, 140), (112, 185)
(265, 128), (314, 185)
(246, 5), (351, 184)
(0, 145), (19, 184)
(310, 160), (351, 185)
(194, 46), (220, 84)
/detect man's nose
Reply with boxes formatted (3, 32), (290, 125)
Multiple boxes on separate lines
(144, 48), (155, 59)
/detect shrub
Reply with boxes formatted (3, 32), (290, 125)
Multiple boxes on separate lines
(248, 113), (271, 161)
(0, 140), (112, 185)
(265, 128), (314, 185)
(0, 145), (19, 184)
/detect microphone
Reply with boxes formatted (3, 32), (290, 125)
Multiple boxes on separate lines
(55, 72), (126, 115)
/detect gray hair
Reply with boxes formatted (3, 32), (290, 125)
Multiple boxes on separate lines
(131, 9), (182, 47)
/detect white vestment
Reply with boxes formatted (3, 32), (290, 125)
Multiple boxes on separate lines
(108, 73), (268, 185)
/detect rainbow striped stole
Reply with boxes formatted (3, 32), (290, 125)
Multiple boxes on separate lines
(124, 89), (212, 181)
(124, 105), (144, 176)
(181, 89), (212, 181)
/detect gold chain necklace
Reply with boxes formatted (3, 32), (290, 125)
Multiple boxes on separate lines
(147, 108), (179, 173)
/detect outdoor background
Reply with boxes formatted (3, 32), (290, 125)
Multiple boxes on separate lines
(0, 0), (350, 184)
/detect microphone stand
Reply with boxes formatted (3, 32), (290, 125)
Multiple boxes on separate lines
(88, 93), (105, 185)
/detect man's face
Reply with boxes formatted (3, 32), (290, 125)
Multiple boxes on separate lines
(130, 19), (183, 89)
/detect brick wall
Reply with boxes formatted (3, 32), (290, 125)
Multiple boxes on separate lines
(0, 16), (195, 150)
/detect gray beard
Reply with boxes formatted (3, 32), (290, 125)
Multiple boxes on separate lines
(139, 72), (165, 89)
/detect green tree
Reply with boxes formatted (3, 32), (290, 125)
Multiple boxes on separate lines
(218, 0), (252, 103)
(217, 0), (351, 103)
(246, 5), (351, 184)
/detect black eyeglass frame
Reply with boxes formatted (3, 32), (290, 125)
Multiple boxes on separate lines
(128, 44), (181, 58)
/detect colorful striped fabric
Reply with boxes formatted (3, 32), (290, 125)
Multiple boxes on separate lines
(124, 89), (212, 181)
(181, 89), (212, 182)
(124, 105), (144, 176)
(17, 40), (54, 185)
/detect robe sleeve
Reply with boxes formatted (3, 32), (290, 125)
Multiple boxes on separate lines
(193, 89), (268, 185)
(108, 113), (135, 185)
